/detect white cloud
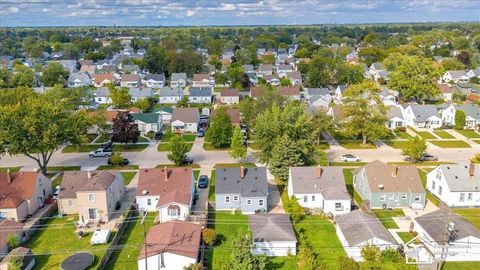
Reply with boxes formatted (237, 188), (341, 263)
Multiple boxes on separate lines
(8, 6), (19, 13)
(41, 7), (50, 12)
(186, 10), (196, 17)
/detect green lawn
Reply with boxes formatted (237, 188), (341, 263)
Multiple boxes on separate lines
(26, 215), (110, 269)
(104, 212), (155, 270)
(372, 209), (405, 229)
(384, 140), (410, 149)
(455, 129), (480, 138)
(181, 134), (197, 142)
(95, 133), (111, 143)
(208, 170), (216, 201)
(338, 141), (377, 149)
(47, 166), (81, 171)
(120, 172), (137, 185)
(433, 130), (455, 139)
(0, 167), (21, 172)
(409, 128), (437, 139)
(161, 129), (173, 143)
(343, 169), (363, 206)
(145, 131), (155, 140)
(51, 173), (63, 189)
(315, 141), (330, 150)
(397, 231), (414, 243)
(453, 208), (480, 229)
(157, 142), (193, 151)
(443, 262), (480, 270)
(97, 165), (140, 171)
(137, 136), (150, 142)
(394, 131), (412, 139)
(203, 142), (231, 151)
(193, 170), (200, 180)
(205, 211), (249, 270)
(62, 144), (148, 153)
(86, 134), (98, 143)
(418, 169), (440, 206)
(429, 140), (471, 148)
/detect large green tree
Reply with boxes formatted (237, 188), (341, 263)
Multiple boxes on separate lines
(224, 233), (266, 270)
(167, 135), (190, 166)
(142, 46), (167, 74)
(109, 86), (131, 109)
(402, 136), (427, 162)
(206, 107), (233, 148)
(341, 81), (390, 145)
(230, 126), (247, 161)
(11, 64), (35, 87)
(41, 62), (69, 87)
(335, 63), (365, 85)
(307, 56), (335, 87)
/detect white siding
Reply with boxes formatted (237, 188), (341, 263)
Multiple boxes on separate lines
(138, 252), (197, 270)
(252, 241), (297, 256)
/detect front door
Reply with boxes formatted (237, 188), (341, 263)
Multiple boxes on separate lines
(88, 208), (97, 220)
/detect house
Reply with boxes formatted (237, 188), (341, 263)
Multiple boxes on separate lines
(276, 65), (293, 77)
(129, 87), (154, 102)
(171, 108), (199, 133)
(380, 89), (398, 106)
(222, 49), (234, 61)
(136, 168), (194, 223)
(353, 161), (426, 209)
(86, 110), (118, 134)
(369, 62), (384, 77)
(443, 70), (470, 84)
(0, 220), (24, 258)
(386, 106), (405, 129)
(441, 104), (480, 129)
(305, 88), (332, 109)
(95, 64), (118, 74)
(215, 166), (268, 214)
(248, 214), (297, 256)
(467, 69), (480, 80)
(413, 209), (480, 262)
(143, 74), (166, 88)
(132, 113), (162, 134)
(170, 73), (187, 88)
(334, 84), (348, 102)
(426, 163), (480, 207)
(220, 89), (240, 104)
(287, 166), (351, 216)
(192, 74), (214, 87)
(56, 60), (78, 73)
(336, 211), (397, 261)
(120, 74), (141, 87)
(257, 64), (273, 77)
(189, 87), (212, 104)
(212, 108), (240, 126)
(94, 87), (112, 104)
(286, 72), (302, 85)
(92, 74), (115, 88)
(242, 64), (254, 74)
(264, 75), (280, 86)
(0, 247), (35, 270)
(137, 221), (201, 270)
(153, 107), (173, 122)
(67, 73), (92, 88)
(373, 70), (390, 82)
(79, 64), (96, 75)
(57, 171), (125, 224)
(158, 87), (183, 104)
(0, 171), (52, 222)
(121, 64), (140, 74)
(279, 86), (301, 101)
(403, 104), (443, 129)
(437, 83), (455, 101)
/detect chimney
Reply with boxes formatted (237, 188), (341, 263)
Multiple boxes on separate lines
(87, 170), (92, 180)
(164, 166), (168, 181)
(392, 164), (398, 177)
(469, 163), (475, 177)
(240, 165), (245, 179)
(6, 169), (11, 184)
(316, 165), (322, 178)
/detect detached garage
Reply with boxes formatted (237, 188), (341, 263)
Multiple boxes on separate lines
(248, 214), (297, 257)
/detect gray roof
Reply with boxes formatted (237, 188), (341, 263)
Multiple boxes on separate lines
(336, 210), (396, 246)
(145, 73), (166, 81)
(215, 167), (268, 197)
(129, 87), (153, 98)
(158, 87), (183, 97)
(370, 62), (383, 70)
(470, 69), (480, 77)
(276, 64), (292, 71)
(306, 88), (330, 97)
(96, 87), (109, 98)
(249, 214), (297, 242)
(242, 64), (254, 73)
(189, 87), (212, 97)
(437, 163), (480, 192)
(336, 84), (348, 93)
(455, 104), (480, 120)
(387, 106), (404, 119)
(68, 73), (91, 84)
(415, 209), (480, 244)
(409, 104), (440, 121)
(289, 166), (350, 200)
(447, 70), (468, 80)
(171, 73), (187, 81)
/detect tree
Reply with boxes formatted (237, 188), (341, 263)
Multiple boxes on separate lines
(141, 46), (166, 74)
(226, 63), (244, 88)
(358, 47), (388, 66)
(262, 54), (275, 65)
(0, 90), (88, 174)
(306, 56), (335, 87)
(335, 63), (364, 85)
(111, 111), (140, 144)
(206, 107), (233, 148)
(380, 248), (402, 263)
(455, 110), (466, 130)
(133, 98), (151, 112)
(11, 65), (34, 87)
(280, 77), (291, 86)
(457, 51), (471, 68)
(224, 233), (266, 270)
(109, 86), (131, 109)
(441, 58), (465, 71)
(241, 73), (251, 89)
(184, 263), (206, 270)
(7, 254), (23, 270)
(311, 109), (334, 144)
(361, 245), (380, 262)
(387, 55), (441, 101)
(269, 135), (305, 181)
(284, 195), (305, 224)
(402, 136), (427, 163)
(338, 255), (359, 270)
(167, 135), (190, 165)
(341, 82), (389, 145)
(202, 228), (217, 246)
(108, 152), (125, 165)
(7, 234), (20, 250)
(41, 62), (69, 87)
(230, 126), (247, 161)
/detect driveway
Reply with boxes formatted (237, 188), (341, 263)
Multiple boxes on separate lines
(192, 168), (211, 215)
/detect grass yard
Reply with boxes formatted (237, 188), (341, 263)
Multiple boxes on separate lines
(409, 128), (437, 139)
(120, 172), (137, 185)
(161, 129), (173, 143)
(266, 256), (297, 270)
(104, 212), (155, 270)
(455, 129), (480, 138)
(145, 131), (155, 140)
(315, 141), (330, 150)
(157, 142), (193, 151)
(204, 211), (249, 270)
(203, 142), (231, 151)
(181, 134), (197, 142)
(343, 169), (363, 206)
(453, 208), (480, 230)
(384, 140), (410, 149)
(397, 231), (415, 243)
(443, 262), (480, 270)
(62, 144), (148, 153)
(86, 134), (98, 143)
(95, 133), (111, 143)
(97, 165), (140, 171)
(433, 130), (455, 139)
(26, 215), (110, 269)
(47, 166), (81, 171)
(193, 170), (200, 180)
(137, 136), (150, 142)
(372, 209), (405, 229)
(51, 173), (63, 189)
(394, 131), (412, 139)
(338, 141), (377, 149)
(0, 167), (21, 172)
(429, 140), (471, 148)
(208, 170), (216, 201)
(248, 142), (260, 150)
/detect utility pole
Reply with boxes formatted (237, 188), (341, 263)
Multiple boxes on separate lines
(141, 210), (148, 270)
(438, 206), (455, 270)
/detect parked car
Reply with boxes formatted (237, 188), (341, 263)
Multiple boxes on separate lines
(108, 157), (129, 166)
(89, 148), (113, 158)
(420, 154), (438, 161)
(198, 175), (209, 188)
(154, 131), (163, 140)
(197, 129), (205, 137)
(341, 154), (360, 162)
(53, 185), (61, 199)
(100, 141), (113, 149)
(240, 124), (248, 132)
(183, 156), (193, 164)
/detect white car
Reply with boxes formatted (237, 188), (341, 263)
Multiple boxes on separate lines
(341, 154), (360, 162)
(89, 148), (113, 158)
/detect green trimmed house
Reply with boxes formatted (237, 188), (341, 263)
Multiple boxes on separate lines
(131, 113), (162, 135)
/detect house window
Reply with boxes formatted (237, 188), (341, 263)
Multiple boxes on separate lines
(68, 200), (73, 207)
(436, 171), (442, 180)
(233, 195), (239, 201)
(168, 206), (180, 217)
(460, 193), (465, 202)
(439, 186), (443, 195)
(247, 199), (252, 205)
(225, 196), (230, 203)
(303, 196), (308, 203)
(258, 199), (264, 207)
(311, 195), (315, 201)
(401, 194), (407, 199)
(380, 194), (386, 201)
(388, 194), (395, 200)
(468, 193), (473, 201)
(432, 181), (436, 190)
(335, 203), (343, 211)
(88, 208), (97, 220)
(414, 196), (421, 202)
(88, 194), (95, 202)
(147, 199), (152, 206)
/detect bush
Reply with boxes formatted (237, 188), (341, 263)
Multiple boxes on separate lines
(471, 153), (480, 163)
(380, 248), (402, 263)
(202, 228), (217, 246)
(361, 245), (380, 262)
(284, 196), (305, 224)
(7, 234), (20, 251)
(108, 152), (124, 165)
(338, 255), (359, 270)
(455, 110), (466, 130)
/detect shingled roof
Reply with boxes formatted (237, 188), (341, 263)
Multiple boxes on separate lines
(289, 166), (350, 200)
(0, 172), (42, 208)
(249, 214), (297, 242)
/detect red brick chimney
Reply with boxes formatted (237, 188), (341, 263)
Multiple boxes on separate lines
(316, 165), (322, 178)
(240, 165), (245, 179)
(469, 163), (475, 177)
(392, 164), (398, 177)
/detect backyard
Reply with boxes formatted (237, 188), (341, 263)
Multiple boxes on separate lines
(372, 209), (405, 229)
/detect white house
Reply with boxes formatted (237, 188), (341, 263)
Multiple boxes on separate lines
(170, 73), (187, 88)
(143, 74), (166, 88)
(220, 89), (240, 104)
(153, 107), (173, 122)
(467, 69), (480, 80)
(67, 73), (92, 88)
(129, 87), (154, 103)
(120, 74), (141, 87)
(287, 166), (351, 216)
(136, 168), (194, 223)
(386, 106), (405, 129)
(131, 113), (162, 135)
(137, 221), (201, 270)
(335, 211), (397, 261)
(403, 104), (442, 129)
(380, 89), (398, 106)
(441, 104), (480, 129)
(158, 87), (183, 104)
(188, 87), (212, 104)
(427, 163), (480, 207)
(305, 88), (332, 109)
(192, 73), (214, 87)
(171, 108), (199, 133)
(443, 70), (470, 84)
(94, 87), (112, 104)
(248, 214), (297, 257)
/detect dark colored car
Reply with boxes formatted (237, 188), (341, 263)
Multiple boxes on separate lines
(420, 154), (438, 161)
(198, 175), (209, 188)
(197, 129), (205, 137)
(100, 141), (113, 149)
(108, 157), (129, 166)
(183, 156), (193, 164)
(155, 131), (163, 140)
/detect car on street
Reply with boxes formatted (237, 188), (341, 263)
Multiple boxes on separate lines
(404, 153), (438, 162)
(198, 175), (209, 188)
(89, 148), (113, 158)
(341, 154), (360, 162)
(183, 156), (193, 164)
(197, 129), (205, 137)
(108, 157), (129, 166)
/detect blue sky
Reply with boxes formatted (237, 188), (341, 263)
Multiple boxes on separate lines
(0, 0), (479, 27)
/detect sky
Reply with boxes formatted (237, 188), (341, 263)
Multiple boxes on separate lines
(0, 0), (479, 27)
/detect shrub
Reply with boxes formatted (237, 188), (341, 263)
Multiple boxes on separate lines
(108, 152), (124, 165)
(361, 245), (380, 262)
(471, 153), (480, 163)
(380, 248), (402, 263)
(455, 110), (466, 130)
(7, 234), (20, 251)
(202, 228), (217, 246)
(284, 196), (305, 223)
(338, 255), (359, 270)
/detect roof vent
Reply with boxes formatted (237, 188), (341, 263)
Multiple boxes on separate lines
(378, 184), (384, 189)
(142, 189), (148, 195)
